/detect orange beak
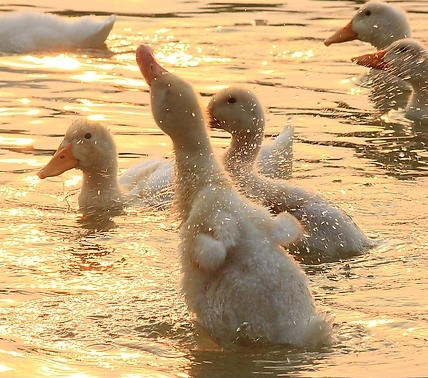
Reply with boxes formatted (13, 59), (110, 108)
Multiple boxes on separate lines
(324, 21), (358, 46)
(38, 143), (79, 179)
(351, 50), (388, 70)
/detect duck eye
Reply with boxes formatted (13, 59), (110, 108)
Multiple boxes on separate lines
(227, 97), (236, 104)
(398, 46), (408, 53)
(365, 10), (371, 16)
(84, 132), (92, 139)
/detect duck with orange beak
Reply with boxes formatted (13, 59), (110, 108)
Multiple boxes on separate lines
(38, 119), (176, 215)
(353, 39), (428, 123)
(324, 2), (411, 50)
(325, 2), (412, 113)
(135, 44), (333, 348)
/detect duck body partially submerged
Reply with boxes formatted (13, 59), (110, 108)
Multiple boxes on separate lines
(137, 44), (332, 347)
(208, 87), (377, 262)
(37, 119), (175, 216)
(324, 1), (412, 112)
(354, 39), (428, 123)
(118, 158), (174, 209)
(0, 11), (115, 53)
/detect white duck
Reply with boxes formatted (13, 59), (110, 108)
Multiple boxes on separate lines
(136, 44), (332, 347)
(0, 12), (115, 54)
(37, 119), (174, 216)
(324, 1), (412, 112)
(208, 87), (377, 262)
(324, 2), (411, 50)
(211, 96), (293, 179)
(37, 112), (291, 214)
(353, 39), (428, 123)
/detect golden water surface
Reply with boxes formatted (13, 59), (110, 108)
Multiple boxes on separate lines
(0, 0), (428, 376)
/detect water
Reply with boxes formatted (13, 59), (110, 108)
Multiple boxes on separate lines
(0, 0), (428, 376)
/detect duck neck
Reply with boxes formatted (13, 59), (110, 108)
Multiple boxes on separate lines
(80, 166), (123, 212)
(172, 131), (227, 219)
(372, 26), (410, 50)
(224, 126), (264, 177)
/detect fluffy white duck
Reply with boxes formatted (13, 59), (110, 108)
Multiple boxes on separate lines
(324, 2), (411, 50)
(353, 39), (428, 123)
(37, 119), (173, 216)
(136, 44), (332, 347)
(208, 87), (377, 262)
(37, 112), (291, 214)
(324, 1), (412, 112)
(0, 12), (115, 54)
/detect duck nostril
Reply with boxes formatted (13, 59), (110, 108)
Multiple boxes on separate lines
(60, 155), (65, 159)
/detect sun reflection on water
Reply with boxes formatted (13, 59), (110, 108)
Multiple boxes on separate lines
(270, 46), (316, 61)
(0, 136), (34, 146)
(0, 108), (41, 117)
(22, 176), (40, 187)
(87, 114), (107, 121)
(70, 71), (145, 87)
(0, 363), (13, 372)
(291, 50), (314, 59)
(0, 159), (39, 167)
(73, 71), (99, 82)
(21, 55), (81, 70)
(64, 175), (82, 187)
(155, 42), (231, 68)
(347, 87), (361, 96)
(363, 318), (396, 328)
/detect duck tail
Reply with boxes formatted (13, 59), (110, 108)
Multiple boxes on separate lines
(73, 14), (116, 49)
(301, 313), (334, 347)
(258, 123), (294, 180)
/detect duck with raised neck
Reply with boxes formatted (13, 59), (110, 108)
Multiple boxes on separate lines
(136, 44), (332, 347)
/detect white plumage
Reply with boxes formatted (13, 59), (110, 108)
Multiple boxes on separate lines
(136, 44), (332, 347)
(37, 119), (174, 215)
(324, 2), (411, 50)
(354, 39), (428, 124)
(0, 11), (115, 53)
(324, 1), (412, 112)
(208, 87), (377, 262)
(257, 123), (293, 180)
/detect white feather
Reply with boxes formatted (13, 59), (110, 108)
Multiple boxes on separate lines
(0, 12), (115, 53)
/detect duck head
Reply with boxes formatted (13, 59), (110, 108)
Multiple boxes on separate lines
(352, 39), (428, 84)
(136, 44), (206, 144)
(325, 2), (411, 50)
(38, 119), (118, 179)
(207, 87), (265, 138)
